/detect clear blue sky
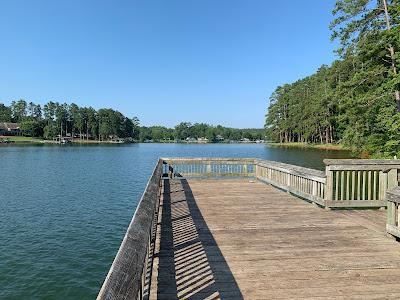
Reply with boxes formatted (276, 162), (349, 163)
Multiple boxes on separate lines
(0, 0), (338, 128)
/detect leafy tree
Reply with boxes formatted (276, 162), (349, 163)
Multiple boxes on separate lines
(55, 103), (68, 137)
(205, 128), (216, 142)
(0, 103), (12, 122)
(69, 103), (80, 137)
(174, 122), (192, 140)
(20, 118), (43, 137)
(33, 104), (42, 119)
(132, 117), (140, 140)
(44, 123), (59, 139)
(43, 101), (57, 123)
(139, 126), (152, 141)
(11, 99), (27, 122)
(86, 107), (98, 140)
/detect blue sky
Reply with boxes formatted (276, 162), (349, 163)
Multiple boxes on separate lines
(0, 0), (338, 128)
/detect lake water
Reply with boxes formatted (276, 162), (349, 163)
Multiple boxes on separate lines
(0, 143), (350, 299)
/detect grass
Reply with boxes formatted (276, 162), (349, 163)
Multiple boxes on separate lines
(267, 142), (348, 151)
(0, 136), (135, 144)
(1, 136), (44, 143)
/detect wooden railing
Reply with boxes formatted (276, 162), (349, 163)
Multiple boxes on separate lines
(163, 158), (399, 209)
(163, 157), (255, 178)
(97, 159), (164, 300)
(163, 158), (326, 206)
(386, 187), (400, 239)
(255, 159), (326, 206)
(324, 160), (399, 208)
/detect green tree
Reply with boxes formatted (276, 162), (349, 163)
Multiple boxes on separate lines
(330, 0), (400, 109)
(205, 127), (216, 142)
(132, 117), (140, 140)
(20, 118), (43, 137)
(55, 103), (68, 137)
(43, 101), (57, 124)
(11, 99), (27, 122)
(174, 122), (192, 140)
(0, 103), (12, 122)
(86, 107), (98, 140)
(44, 123), (59, 139)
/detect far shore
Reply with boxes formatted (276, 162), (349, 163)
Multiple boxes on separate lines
(266, 142), (349, 151)
(0, 136), (135, 145)
(1, 136), (266, 145)
(0, 138), (350, 152)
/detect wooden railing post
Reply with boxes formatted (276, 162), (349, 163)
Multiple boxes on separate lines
(379, 169), (398, 201)
(312, 180), (318, 197)
(388, 169), (398, 190)
(387, 200), (396, 228)
(379, 170), (388, 201)
(386, 170), (398, 223)
(325, 165), (333, 204)
(386, 187), (400, 238)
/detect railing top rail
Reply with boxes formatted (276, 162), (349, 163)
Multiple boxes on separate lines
(161, 157), (256, 163)
(97, 159), (163, 300)
(324, 159), (400, 166)
(387, 187), (400, 204)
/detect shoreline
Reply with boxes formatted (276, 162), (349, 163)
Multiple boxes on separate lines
(0, 137), (266, 145)
(266, 142), (349, 151)
(1, 138), (349, 152)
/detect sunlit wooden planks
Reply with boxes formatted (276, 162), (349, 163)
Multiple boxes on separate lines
(150, 178), (400, 299)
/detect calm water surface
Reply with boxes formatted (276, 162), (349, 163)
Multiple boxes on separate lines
(0, 144), (350, 299)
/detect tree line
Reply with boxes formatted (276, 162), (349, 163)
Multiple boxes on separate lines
(139, 122), (264, 142)
(265, 0), (400, 157)
(0, 100), (264, 142)
(0, 100), (139, 140)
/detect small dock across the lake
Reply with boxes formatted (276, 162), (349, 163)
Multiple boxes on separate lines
(97, 158), (400, 300)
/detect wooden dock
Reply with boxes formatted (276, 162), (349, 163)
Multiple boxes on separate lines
(149, 178), (400, 299)
(97, 158), (400, 300)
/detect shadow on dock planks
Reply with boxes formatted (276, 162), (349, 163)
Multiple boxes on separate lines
(151, 179), (243, 300)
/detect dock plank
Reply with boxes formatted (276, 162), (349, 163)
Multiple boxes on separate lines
(149, 179), (400, 299)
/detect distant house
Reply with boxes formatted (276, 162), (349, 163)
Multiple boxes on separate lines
(186, 137), (197, 143)
(197, 137), (209, 143)
(0, 122), (21, 136)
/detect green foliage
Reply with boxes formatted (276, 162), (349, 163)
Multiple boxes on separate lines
(10, 99), (27, 122)
(44, 123), (59, 139)
(0, 103), (12, 122)
(20, 118), (43, 137)
(265, 0), (400, 158)
(1, 100), (139, 140)
(138, 122), (264, 143)
(1, 100), (264, 143)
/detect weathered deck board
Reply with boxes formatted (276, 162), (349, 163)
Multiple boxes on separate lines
(150, 179), (400, 299)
